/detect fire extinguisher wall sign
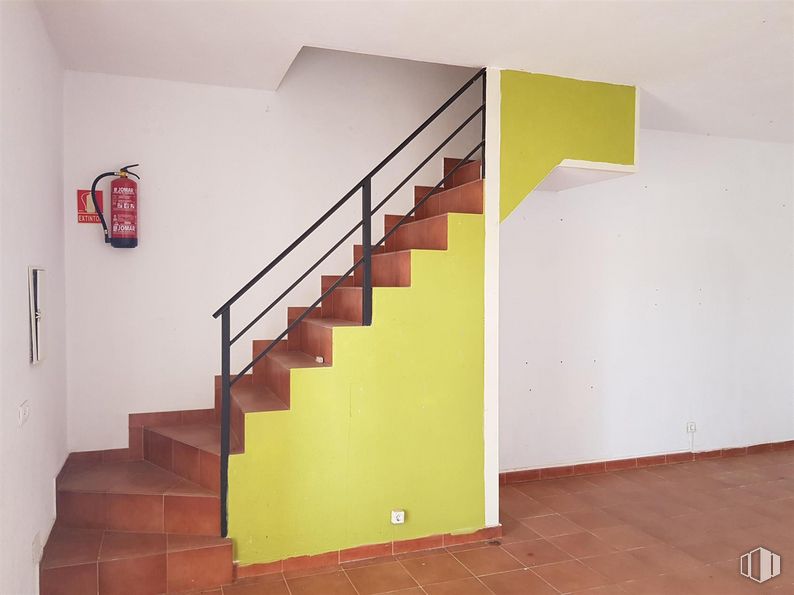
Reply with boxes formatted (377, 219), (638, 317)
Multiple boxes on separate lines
(90, 164), (140, 248)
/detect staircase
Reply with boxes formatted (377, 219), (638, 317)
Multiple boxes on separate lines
(40, 154), (485, 594)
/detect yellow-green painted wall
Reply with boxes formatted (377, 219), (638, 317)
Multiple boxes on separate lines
(229, 213), (485, 563)
(500, 71), (636, 221)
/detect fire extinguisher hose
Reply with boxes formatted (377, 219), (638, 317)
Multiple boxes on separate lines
(90, 164), (140, 244)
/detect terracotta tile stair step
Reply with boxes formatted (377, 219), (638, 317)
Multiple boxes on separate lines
(383, 213), (448, 253)
(40, 527), (233, 594)
(321, 274), (355, 318)
(358, 250), (411, 287)
(143, 423), (241, 494)
(55, 459), (220, 535)
(213, 373), (288, 458)
(287, 305), (321, 351)
(384, 213), (415, 252)
(353, 243), (386, 286)
(297, 317), (360, 364)
(260, 348), (330, 406)
(251, 339), (288, 386)
(443, 157), (482, 188)
(328, 286), (363, 322)
(414, 179), (484, 220)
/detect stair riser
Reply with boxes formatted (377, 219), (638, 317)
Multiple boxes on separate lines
(299, 320), (333, 364)
(55, 491), (220, 535)
(321, 275), (354, 317)
(370, 251), (411, 287)
(143, 429), (220, 494)
(251, 340), (287, 386)
(39, 543), (232, 594)
(415, 180), (483, 220)
(384, 214), (414, 252)
(450, 161), (482, 187)
(287, 307), (321, 351)
(212, 376), (245, 453)
(353, 244), (385, 286)
(331, 287), (363, 323)
(387, 215), (448, 252)
(166, 543), (234, 592)
(264, 357), (291, 406)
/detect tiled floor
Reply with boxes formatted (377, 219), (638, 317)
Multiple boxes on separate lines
(210, 448), (794, 594)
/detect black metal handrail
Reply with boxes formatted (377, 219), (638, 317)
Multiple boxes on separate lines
(213, 68), (486, 537)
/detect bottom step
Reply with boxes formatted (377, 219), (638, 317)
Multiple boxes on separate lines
(40, 527), (233, 594)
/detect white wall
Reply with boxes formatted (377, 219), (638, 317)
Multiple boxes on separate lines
(64, 48), (480, 451)
(500, 129), (794, 471)
(0, 3), (67, 593)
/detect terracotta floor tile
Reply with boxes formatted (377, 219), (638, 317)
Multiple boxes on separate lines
(501, 538), (572, 567)
(590, 525), (661, 550)
(522, 513), (585, 537)
(479, 568), (557, 594)
(626, 545), (703, 574)
(399, 552), (472, 585)
(563, 509), (623, 531)
(533, 559), (611, 593)
(344, 561), (418, 594)
(41, 527), (103, 569)
(286, 570), (357, 595)
(549, 532), (616, 558)
(99, 552), (167, 594)
(222, 575), (289, 595)
(500, 515), (542, 544)
(452, 545), (523, 575)
(39, 562), (98, 595)
(537, 493), (593, 514)
(98, 531), (166, 561)
(499, 487), (553, 518)
(580, 551), (659, 583)
(422, 577), (492, 594)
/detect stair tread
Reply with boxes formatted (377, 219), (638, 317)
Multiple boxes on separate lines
(148, 423), (242, 456)
(303, 317), (360, 329)
(233, 381), (288, 414)
(41, 526), (230, 569)
(57, 459), (217, 497)
(267, 349), (331, 369)
(420, 179), (482, 201)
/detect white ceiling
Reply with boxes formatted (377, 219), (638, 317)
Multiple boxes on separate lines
(37, 1), (793, 142)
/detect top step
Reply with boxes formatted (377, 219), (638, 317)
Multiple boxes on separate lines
(444, 158), (482, 189)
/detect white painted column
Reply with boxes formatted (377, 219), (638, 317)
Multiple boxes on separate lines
(483, 67), (501, 527)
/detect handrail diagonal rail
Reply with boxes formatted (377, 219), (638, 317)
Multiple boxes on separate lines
(212, 68), (484, 319)
(235, 141), (484, 384)
(215, 69), (486, 538)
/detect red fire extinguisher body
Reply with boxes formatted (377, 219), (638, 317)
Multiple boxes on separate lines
(110, 176), (138, 248)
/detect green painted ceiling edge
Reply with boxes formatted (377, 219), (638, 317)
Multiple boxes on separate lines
(500, 70), (636, 221)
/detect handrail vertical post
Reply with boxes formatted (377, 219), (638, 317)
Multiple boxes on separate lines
(362, 177), (373, 326)
(481, 70), (487, 178)
(220, 309), (231, 537)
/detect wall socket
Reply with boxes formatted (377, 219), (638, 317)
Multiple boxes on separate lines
(686, 422), (697, 433)
(390, 510), (405, 525)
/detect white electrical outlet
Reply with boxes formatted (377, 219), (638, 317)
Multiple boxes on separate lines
(390, 510), (405, 525)
(686, 422), (697, 433)
(18, 400), (31, 427)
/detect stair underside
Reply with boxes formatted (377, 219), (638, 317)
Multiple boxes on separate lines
(43, 156), (484, 595)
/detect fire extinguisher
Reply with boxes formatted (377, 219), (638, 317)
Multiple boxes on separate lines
(90, 163), (140, 248)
